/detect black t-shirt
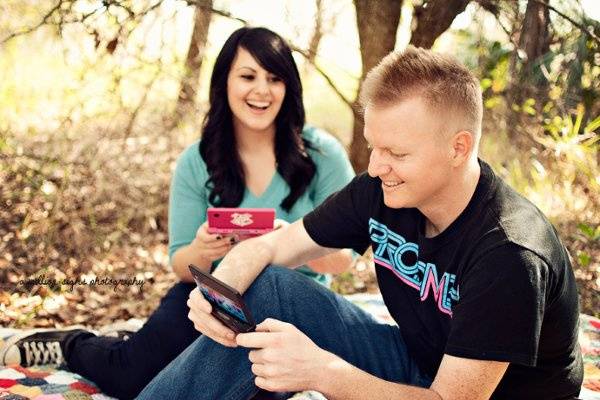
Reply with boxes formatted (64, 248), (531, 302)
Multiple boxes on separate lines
(303, 160), (583, 399)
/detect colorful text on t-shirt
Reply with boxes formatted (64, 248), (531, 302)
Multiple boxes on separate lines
(369, 218), (460, 316)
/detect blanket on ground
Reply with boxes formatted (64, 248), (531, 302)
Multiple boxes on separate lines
(1, 293), (598, 400)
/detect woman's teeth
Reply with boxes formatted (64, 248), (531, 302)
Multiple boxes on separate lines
(247, 101), (270, 110)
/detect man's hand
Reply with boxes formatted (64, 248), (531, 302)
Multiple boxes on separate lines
(236, 318), (333, 393)
(187, 288), (237, 347)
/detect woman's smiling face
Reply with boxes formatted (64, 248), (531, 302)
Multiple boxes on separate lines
(227, 47), (286, 134)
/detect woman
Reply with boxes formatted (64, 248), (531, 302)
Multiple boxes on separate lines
(0, 27), (354, 399)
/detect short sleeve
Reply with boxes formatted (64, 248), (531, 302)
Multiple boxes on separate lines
(305, 127), (355, 206)
(303, 174), (373, 254)
(168, 143), (210, 263)
(445, 244), (549, 366)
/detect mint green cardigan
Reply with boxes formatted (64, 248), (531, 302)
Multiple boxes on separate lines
(168, 126), (355, 285)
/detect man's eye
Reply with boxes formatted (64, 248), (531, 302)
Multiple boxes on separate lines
(390, 151), (407, 159)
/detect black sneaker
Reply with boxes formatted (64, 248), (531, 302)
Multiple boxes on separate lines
(0, 327), (88, 367)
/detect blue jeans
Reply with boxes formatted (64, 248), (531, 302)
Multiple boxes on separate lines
(137, 266), (431, 399)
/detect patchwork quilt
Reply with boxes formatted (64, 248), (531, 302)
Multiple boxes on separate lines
(1, 294), (598, 400)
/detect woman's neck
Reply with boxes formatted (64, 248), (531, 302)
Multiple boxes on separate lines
(233, 121), (276, 154)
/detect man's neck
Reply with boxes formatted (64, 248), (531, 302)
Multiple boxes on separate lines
(421, 160), (481, 238)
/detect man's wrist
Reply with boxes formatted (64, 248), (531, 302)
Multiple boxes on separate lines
(313, 350), (348, 394)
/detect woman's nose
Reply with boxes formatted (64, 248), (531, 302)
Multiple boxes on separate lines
(253, 77), (270, 95)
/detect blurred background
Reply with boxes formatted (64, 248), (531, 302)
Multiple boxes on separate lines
(0, 0), (598, 327)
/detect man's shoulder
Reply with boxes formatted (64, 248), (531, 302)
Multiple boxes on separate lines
(473, 170), (567, 269)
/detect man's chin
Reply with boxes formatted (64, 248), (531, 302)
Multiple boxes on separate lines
(382, 194), (408, 209)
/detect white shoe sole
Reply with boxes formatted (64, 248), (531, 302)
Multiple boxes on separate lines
(0, 325), (87, 366)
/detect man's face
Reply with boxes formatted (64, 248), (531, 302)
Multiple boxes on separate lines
(365, 97), (454, 210)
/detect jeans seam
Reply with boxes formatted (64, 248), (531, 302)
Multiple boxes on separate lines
(223, 375), (257, 400)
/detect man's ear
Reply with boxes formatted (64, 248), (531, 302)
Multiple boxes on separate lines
(450, 130), (474, 166)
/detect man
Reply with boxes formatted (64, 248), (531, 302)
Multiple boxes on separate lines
(137, 46), (583, 400)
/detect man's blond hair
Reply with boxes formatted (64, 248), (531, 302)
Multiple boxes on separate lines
(360, 46), (483, 138)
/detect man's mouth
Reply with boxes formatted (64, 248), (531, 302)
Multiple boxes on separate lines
(246, 100), (270, 110)
(382, 181), (403, 188)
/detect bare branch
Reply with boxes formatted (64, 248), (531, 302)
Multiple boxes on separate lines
(182, 0), (247, 24)
(123, 67), (162, 141)
(1, 0), (64, 44)
(0, 0), (353, 111)
(290, 45), (355, 109)
(529, 0), (600, 45)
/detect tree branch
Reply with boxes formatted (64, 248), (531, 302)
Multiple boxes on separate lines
(290, 45), (354, 109)
(0, 0), (354, 111)
(1, 0), (64, 45)
(529, 0), (600, 45)
(182, 0), (247, 24)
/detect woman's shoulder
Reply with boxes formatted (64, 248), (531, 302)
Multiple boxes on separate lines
(302, 125), (346, 156)
(177, 140), (204, 165)
(174, 140), (209, 181)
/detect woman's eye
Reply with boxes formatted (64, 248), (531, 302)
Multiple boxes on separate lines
(268, 76), (282, 83)
(241, 75), (254, 80)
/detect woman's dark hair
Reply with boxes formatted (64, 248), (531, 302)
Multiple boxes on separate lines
(199, 27), (316, 211)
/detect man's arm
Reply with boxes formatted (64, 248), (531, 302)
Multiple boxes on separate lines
(212, 219), (336, 293)
(305, 249), (353, 274)
(318, 353), (508, 400)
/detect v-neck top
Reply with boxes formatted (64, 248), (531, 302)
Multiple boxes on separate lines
(168, 126), (355, 285)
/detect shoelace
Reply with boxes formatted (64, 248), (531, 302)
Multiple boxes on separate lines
(23, 341), (64, 366)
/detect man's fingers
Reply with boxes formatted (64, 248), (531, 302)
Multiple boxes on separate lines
(187, 290), (236, 344)
(189, 289), (212, 313)
(188, 302), (236, 340)
(255, 318), (291, 332)
(237, 331), (283, 348)
(187, 308), (237, 346)
(249, 348), (279, 364)
(251, 363), (278, 378)
(248, 349), (264, 364)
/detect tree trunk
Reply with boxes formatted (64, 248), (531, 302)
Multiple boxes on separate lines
(518, 0), (551, 107)
(307, 0), (324, 65)
(520, 0), (551, 71)
(410, 0), (470, 49)
(172, 0), (213, 128)
(350, 0), (402, 172)
(506, 0), (550, 140)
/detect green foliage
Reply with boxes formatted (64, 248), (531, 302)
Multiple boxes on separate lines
(578, 223), (600, 241)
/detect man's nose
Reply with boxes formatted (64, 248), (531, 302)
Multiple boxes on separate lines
(367, 148), (390, 177)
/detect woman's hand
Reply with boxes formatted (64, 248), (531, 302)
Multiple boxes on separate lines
(192, 222), (233, 264)
(273, 218), (289, 230)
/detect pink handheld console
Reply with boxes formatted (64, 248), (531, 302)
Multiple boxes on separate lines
(207, 207), (275, 236)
